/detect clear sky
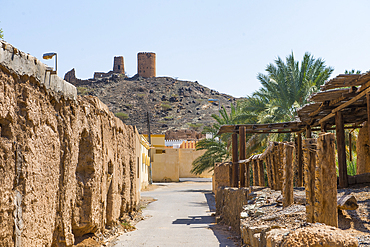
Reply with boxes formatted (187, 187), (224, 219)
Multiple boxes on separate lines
(1, 0), (369, 98)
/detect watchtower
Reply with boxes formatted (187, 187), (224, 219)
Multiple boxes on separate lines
(137, 52), (156, 78)
(113, 56), (124, 74)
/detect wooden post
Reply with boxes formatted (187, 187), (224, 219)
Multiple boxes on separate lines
(303, 138), (317, 223)
(245, 161), (250, 187)
(277, 143), (285, 190)
(258, 159), (265, 186)
(367, 93), (370, 149)
(239, 126), (246, 187)
(272, 144), (279, 190)
(297, 133), (303, 187)
(335, 111), (348, 188)
(232, 133), (239, 187)
(306, 125), (312, 138)
(315, 133), (338, 227)
(253, 159), (259, 186)
(349, 132), (352, 162)
(265, 155), (272, 188)
(283, 143), (294, 207)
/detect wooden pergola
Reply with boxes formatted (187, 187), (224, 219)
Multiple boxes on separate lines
(217, 71), (370, 188)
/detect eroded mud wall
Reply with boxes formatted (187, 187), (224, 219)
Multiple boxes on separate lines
(0, 41), (138, 247)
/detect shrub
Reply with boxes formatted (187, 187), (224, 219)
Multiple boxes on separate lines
(115, 112), (129, 121)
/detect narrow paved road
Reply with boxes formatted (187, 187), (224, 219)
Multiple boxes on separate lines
(110, 178), (237, 247)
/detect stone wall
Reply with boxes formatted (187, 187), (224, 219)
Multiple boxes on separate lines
(0, 41), (138, 246)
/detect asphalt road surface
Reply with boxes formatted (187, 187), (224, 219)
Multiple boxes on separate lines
(110, 178), (238, 247)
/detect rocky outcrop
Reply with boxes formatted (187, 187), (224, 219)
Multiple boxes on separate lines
(67, 73), (237, 134)
(0, 42), (138, 246)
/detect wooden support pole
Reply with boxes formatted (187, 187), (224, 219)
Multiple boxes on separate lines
(365, 94), (370, 144)
(297, 133), (303, 187)
(239, 126), (246, 187)
(277, 143), (285, 190)
(245, 161), (250, 187)
(265, 155), (272, 188)
(272, 145), (279, 190)
(232, 133), (239, 187)
(283, 143), (294, 207)
(349, 132), (352, 162)
(303, 138), (317, 223)
(335, 111), (348, 188)
(306, 125), (312, 138)
(258, 159), (265, 186)
(315, 133), (338, 227)
(253, 159), (259, 186)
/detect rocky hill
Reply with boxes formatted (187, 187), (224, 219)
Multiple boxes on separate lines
(70, 74), (238, 134)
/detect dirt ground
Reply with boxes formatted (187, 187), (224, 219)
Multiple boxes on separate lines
(74, 196), (157, 247)
(240, 184), (370, 246)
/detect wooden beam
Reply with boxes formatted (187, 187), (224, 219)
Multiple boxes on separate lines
(318, 86), (370, 125)
(297, 133), (303, 187)
(232, 133), (239, 187)
(335, 111), (348, 188)
(239, 126), (246, 187)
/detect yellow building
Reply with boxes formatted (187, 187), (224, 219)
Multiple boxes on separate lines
(143, 134), (212, 182)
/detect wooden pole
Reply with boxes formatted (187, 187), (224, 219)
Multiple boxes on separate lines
(239, 126), (246, 187)
(297, 133), (303, 187)
(335, 111), (348, 188)
(306, 125), (312, 138)
(258, 159), (265, 186)
(265, 155), (272, 188)
(245, 161), (250, 187)
(253, 159), (259, 186)
(315, 133), (338, 227)
(232, 133), (239, 187)
(303, 138), (317, 223)
(367, 93), (370, 150)
(349, 132), (352, 162)
(283, 143), (294, 207)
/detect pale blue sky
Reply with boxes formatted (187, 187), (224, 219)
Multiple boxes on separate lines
(1, 0), (369, 97)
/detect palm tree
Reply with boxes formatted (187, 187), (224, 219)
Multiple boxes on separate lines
(241, 52), (333, 153)
(191, 102), (243, 174)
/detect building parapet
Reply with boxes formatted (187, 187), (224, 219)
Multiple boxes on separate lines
(0, 40), (77, 100)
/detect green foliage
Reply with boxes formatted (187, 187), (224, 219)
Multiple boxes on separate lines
(164, 116), (174, 120)
(345, 69), (361, 74)
(188, 123), (203, 131)
(191, 136), (229, 175)
(137, 93), (146, 98)
(240, 52), (333, 155)
(115, 112), (129, 121)
(76, 86), (93, 95)
(0, 22), (3, 39)
(161, 103), (172, 111)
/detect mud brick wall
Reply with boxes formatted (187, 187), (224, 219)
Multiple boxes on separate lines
(0, 41), (138, 247)
(216, 187), (250, 233)
(213, 162), (231, 194)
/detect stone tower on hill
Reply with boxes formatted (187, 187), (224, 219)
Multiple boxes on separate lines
(138, 52), (156, 78)
(113, 56), (124, 74)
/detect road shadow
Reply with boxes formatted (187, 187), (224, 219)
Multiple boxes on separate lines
(171, 191), (239, 246)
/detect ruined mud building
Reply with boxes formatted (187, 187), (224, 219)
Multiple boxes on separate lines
(64, 52), (156, 86)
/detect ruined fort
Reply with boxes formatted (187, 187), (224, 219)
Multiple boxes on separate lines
(64, 52), (156, 86)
